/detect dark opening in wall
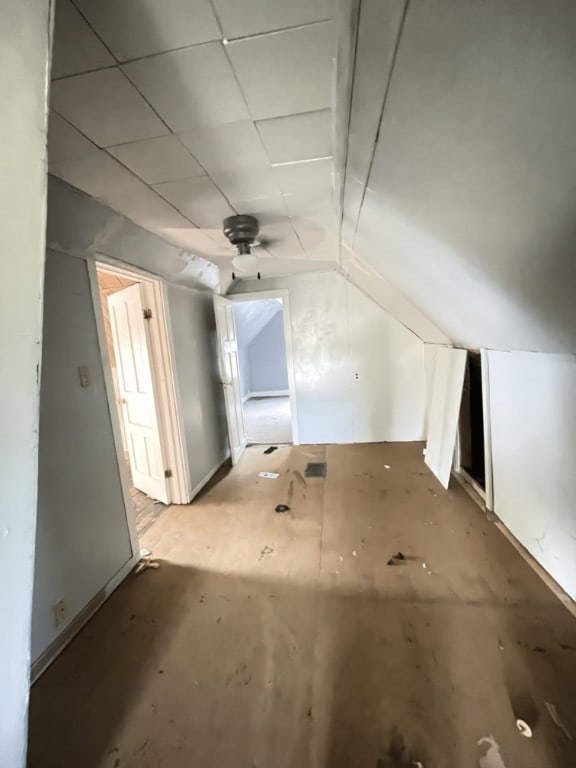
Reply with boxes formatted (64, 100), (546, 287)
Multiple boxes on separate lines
(459, 352), (485, 489)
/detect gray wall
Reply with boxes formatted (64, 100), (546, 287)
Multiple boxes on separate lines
(248, 311), (289, 394)
(32, 251), (134, 662)
(232, 272), (427, 444)
(487, 350), (576, 599)
(0, 1), (52, 765)
(166, 285), (228, 495)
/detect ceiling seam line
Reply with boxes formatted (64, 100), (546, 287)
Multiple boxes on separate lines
(351, 0), (411, 247)
(335, 0), (362, 267)
(69, 0), (120, 63)
(207, 1), (283, 213)
(224, 18), (334, 45)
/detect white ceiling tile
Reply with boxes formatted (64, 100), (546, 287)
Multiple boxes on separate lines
(48, 112), (99, 167)
(51, 0), (115, 79)
(229, 196), (288, 224)
(210, 168), (280, 202)
(153, 176), (234, 228)
(226, 22), (335, 120)
(212, 0), (333, 39)
(179, 121), (269, 173)
(273, 157), (334, 196)
(107, 135), (205, 184)
(257, 109), (333, 164)
(283, 191), (335, 219)
(259, 221), (307, 260)
(51, 68), (170, 147)
(123, 44), (249, 132)
(49, 150), (191, 231)
(73, 0), (220, 61)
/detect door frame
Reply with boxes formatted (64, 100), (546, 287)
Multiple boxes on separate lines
(88, 258), (192, 505)
(226, 290), (300, 446)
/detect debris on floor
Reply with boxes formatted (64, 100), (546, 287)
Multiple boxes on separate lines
(135, 550), (160, 574)
(384, 464), (391, 469)
(544, 701), (572, 740)
(477, 736), (507, 768)
(259, 545), (274, 560)
(258, 471), (280, 479)
(264, 446), (278, 454)
(515, 719), (532, 738)
(387, 552), (406, 566)
(394, 551), (405, 560)
(275, 504), (290, 513)
(352, 550), (358, 557)
(305, 462), (327, 478)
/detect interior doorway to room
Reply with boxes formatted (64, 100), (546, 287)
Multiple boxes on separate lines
(234, 298), (293, 446)
(458, 352), (486, 493)
(95, 264), (173, 537)
(213, 292), (297, 463)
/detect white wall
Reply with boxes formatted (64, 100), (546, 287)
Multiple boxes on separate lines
(487, 350), (576, 599)
(232, 272), (426, 444)
(248, 311), (289, 394)
(0, 1), (52, 765)
(166, 285), (229, 495)
(32, 251), (134, 662)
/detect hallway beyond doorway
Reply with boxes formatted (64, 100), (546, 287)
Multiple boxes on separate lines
(28, 443), (576, 767)
(243, 395), (292, 444)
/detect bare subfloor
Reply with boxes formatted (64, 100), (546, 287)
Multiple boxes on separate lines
(28, 444), (576, 767)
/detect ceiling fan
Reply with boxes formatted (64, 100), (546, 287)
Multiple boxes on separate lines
(223, 214), (277, 280)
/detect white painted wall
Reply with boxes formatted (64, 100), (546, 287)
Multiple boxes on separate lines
(487, 350), (576, 599)
(166, 285), (229, 496)
(232, 272), (426, 444)
(247, 311), (289, 394)
(32, 251), (134, 662)
(0, 1), (52, 765)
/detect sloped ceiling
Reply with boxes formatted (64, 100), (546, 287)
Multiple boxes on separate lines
(342, 0), (576, 353)
(48, 0), (339, 280)
(233, 299), (282, 347)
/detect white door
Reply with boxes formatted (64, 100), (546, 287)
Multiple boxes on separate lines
(108, 284), (170, 503)
(425, 347), (467, 488)
(213, 296), (246, 464)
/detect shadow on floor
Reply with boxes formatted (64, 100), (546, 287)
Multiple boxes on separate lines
(28, 560), (576, 768)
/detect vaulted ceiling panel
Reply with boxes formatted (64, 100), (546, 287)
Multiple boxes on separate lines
(122, 44), (250, 132)
(51, 0), (115, 79)
(108, 135), (205, 185)
(74, 0), (221, 61)
(48, 112), (99, 166)
(153, 176), (235, 228)
(226, 22), (335, 120)
(51, 68), (169, 147)
(347, 0), (576, 352)
(212, 0), (333, 39)
(256, 109), (333, 165)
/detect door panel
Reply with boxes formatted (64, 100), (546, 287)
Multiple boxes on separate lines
(425, 347), (467, 488)
(214, 296), (246, 464)
(108, 284), (170, 503)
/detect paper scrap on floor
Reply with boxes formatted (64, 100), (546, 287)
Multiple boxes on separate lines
(259, 472), (280, 479)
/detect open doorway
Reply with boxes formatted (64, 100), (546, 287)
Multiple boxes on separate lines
(95, 262), (190, 535)
(233, 298), (293, 445)
(457, 351), (486, 495)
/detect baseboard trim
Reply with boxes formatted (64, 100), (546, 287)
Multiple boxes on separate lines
(451, 469), (576, 619)
(246, 390), (289, 400)
(188, 455), (229, 502)
(31, 552), (140, 683)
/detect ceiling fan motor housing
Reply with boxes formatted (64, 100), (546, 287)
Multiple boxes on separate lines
(223, 214), (260, 255)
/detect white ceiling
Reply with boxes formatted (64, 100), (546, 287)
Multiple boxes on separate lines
(342, 0), (576, 353)
(48, 0), (338, 276)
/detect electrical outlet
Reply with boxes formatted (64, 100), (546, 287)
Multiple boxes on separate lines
(53, 599), (68, 627)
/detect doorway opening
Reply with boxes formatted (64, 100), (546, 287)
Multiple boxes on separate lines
(233, 298), (293, 445)
(94, 262), (190, 537)
(457, 352), (486, 494)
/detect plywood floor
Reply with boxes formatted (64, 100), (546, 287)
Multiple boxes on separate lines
(28, 444), (576, 768)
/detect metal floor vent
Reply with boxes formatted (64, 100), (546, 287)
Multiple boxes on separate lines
(305, 462), (327, 478)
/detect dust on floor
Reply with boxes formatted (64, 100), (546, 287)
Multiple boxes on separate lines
(28, 443), (576, 768)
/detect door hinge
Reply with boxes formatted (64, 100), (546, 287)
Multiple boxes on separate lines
(164, 469), (173, 478)
(143, 308), (152, 320)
